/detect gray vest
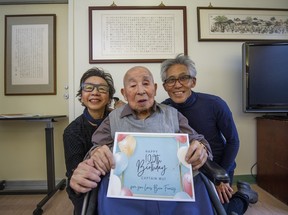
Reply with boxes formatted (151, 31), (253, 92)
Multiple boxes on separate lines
(109, 103), (179, 139)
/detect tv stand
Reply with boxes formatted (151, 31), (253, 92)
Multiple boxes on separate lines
(261, 114), (288, 120)
(256, 117), (288, 204)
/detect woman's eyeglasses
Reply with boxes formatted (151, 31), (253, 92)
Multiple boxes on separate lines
(81, 83), (109, 93)
(164, 75), (193, 87)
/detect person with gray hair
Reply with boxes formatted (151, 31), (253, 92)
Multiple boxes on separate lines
(160, 54), (258, 215)
(160, 54), (197, 82)
(63, 67), (118, 215)
(85, 66), (225, 214)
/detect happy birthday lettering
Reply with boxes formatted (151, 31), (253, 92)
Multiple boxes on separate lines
(136, 153), (167, 177)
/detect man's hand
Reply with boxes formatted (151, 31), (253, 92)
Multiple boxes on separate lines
(90, 145), (115, 175)
(185, 140), (208, 170)
(216, 182), (234, 204)
(70, 158), (101, 194)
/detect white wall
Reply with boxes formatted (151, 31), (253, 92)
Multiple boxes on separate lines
(69, 0), (288, 175)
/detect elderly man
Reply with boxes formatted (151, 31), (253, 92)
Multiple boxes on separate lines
(80, 66), (223, 215)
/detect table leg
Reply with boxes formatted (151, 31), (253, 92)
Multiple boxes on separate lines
(46, 123), (55, 192)
(0, 180), (5, 190)
(33, 120), (66, 215)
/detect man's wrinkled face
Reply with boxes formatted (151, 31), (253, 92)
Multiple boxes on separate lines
(121, 67), (157, 119)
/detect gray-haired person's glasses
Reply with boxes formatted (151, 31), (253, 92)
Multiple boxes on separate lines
(164, 75), (193, 87)
(81, 83), (109, 94)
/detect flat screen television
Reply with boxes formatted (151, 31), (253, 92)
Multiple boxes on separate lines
(242, 41), (288, 115)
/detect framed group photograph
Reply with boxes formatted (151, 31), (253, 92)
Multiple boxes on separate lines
(89, 6), (187, 63)
(197, 7), (288, 41)
(5, 14), (56, 95)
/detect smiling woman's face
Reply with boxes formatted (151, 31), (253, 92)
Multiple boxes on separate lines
(163, 64), (196, 104)
(81, 76), (110, 114)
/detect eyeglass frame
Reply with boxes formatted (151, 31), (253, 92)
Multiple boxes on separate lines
(81, 83), (110, 93)
(163, 75), (194, 87)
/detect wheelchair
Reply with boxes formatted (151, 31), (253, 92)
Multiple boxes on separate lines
(81, 159), (230, 215)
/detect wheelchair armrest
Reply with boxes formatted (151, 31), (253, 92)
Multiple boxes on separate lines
(199, 159), (230, 185)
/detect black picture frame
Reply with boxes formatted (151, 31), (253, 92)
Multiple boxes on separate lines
(197, 7), (288, 41)
(89, 6), (187, 63)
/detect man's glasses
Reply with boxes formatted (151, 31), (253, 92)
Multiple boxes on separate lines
(81, 83), (109, 93)
(164, 75), (193, 87)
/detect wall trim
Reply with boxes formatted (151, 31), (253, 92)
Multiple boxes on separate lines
(233, 175), (257, 185)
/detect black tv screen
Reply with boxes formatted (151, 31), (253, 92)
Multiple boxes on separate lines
(242, 42), (288, 113)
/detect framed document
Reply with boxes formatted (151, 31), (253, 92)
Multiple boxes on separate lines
(89, 6), (187, 63)
(5, 14), (56, 95)
(107, 132), (195, 202)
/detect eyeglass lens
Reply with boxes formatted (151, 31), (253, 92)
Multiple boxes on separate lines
(82, 83), (109, 93)
(165, 75), (192, 86)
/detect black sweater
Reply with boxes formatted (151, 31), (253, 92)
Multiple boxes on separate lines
(63, 114), (101, 215)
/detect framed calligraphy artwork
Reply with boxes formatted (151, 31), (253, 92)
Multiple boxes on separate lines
(5, 14), (56, 95)
(89, 6), (187, 63)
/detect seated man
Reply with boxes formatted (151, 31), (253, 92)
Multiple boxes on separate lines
(85, 66), (223, 215)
